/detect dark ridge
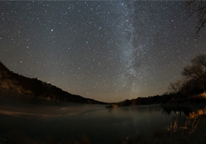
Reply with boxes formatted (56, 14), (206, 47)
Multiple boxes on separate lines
(0, 61), (106, 104)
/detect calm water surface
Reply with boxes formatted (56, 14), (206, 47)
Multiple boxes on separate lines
(0, 98), (189, 144)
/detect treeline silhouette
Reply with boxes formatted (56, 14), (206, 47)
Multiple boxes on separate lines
(117, 94), (173, 107)
(0, 61), (105, 104)
(115, 54), (206, 107)
(1, 54), (205, 107)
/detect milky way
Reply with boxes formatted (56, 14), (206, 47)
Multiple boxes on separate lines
(0, 1), (206, 102)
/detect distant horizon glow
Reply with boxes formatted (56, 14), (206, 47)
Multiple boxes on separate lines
(0, 1), (206, 102)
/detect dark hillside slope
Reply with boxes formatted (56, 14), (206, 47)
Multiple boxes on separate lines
(0, 61), (105, 104)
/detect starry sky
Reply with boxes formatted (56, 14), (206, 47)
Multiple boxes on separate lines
(0, 1), (206, 102)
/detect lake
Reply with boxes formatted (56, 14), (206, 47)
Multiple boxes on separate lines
(0, 95), (196, 144)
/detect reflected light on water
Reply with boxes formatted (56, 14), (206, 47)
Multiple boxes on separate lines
(185, 108), (206, 132)
(164, 106), (206, 133)
(167, 116), (179, 131)
(2, 102), (206, 144)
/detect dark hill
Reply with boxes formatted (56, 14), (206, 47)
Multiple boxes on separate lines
(0, 61), (105, 104)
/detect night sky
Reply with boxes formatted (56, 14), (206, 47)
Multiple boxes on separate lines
(0, 1), (206, 102)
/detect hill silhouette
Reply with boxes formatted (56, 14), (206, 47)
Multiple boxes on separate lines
(0, 61), (105, 104)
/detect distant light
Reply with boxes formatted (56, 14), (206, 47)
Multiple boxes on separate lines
(51, 29), (53, 32)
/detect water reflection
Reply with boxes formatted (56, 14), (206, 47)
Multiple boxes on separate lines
(2, 101), (206, 144)
(162, 106), (206, 133)
(0, 104), (171, 144)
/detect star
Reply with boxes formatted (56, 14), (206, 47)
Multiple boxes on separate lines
(0, 1), (205, 102)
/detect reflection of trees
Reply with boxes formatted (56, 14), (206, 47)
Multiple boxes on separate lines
(162, 105), (192, 116)
(167, 114), (180, 131)
(185, 108), (206, 132)
(163, 106), (206, 133)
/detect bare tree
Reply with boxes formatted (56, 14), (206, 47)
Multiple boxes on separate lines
(187, 0), (206, 35)
(168, 80), (184, 94)
(182, 54), (206, 92)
